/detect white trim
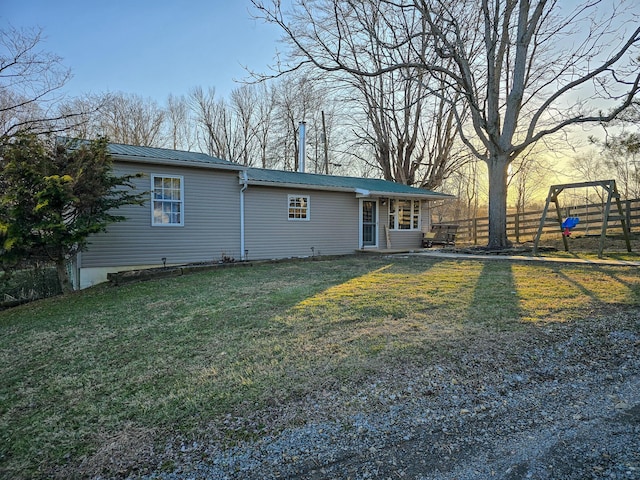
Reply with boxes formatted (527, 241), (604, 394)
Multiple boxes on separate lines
(151, 174), (184, 227)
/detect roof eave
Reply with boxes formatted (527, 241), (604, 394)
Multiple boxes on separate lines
(368, 190), (455, 200)
(244, 179), (453, 199)
(245, 179), (355, 193)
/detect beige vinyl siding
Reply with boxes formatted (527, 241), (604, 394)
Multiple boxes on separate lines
(421, 201), (432, 231)
(81, 161), (241, 268)
(244, 186), (359, 259)
(388, 230), (423, 249)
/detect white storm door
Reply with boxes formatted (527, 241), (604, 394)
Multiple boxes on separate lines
(360, 199), (378, 248)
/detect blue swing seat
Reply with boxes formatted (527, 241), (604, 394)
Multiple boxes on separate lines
(562, 217), (580, 230)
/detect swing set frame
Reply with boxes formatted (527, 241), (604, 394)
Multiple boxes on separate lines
(533, 179), (632, 258)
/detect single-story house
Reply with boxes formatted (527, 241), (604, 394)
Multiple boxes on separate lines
(76, 142), (453, 288)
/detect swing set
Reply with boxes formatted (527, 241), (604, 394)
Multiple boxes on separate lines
(533, 179), (632, 258)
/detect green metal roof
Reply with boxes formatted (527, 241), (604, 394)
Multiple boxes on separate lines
(105, 141), (451, 199)
(107, 143), (240, 168)
(246, 168), (451, 198)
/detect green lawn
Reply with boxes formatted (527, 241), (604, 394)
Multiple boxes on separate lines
(1, 255), (640, 478)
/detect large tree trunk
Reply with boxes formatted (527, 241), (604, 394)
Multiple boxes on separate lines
(486, 156), (510, 248)
(55, 256), (74, 294)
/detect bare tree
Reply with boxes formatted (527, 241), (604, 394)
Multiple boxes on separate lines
(56, 93), (108, 140)
(571, 150), (606, 184)
(189, 86), (217, 156)
(95, 92), (166, 147)
(189, 79), (333, 168)
(254, 82), (277, 168)
(343, 63), (468, 188)
(591, 132), (640, 198)
(230, 85), (259, 166)
(254, 0), (467, 188)
(439, 159), (483, 221)
(0, 25), (89, 139)
(596, 101), (640, 198)
(189, 86), (238, 159)
(271, 74), (327, 171)
(571, 102), (640, 199)
(253, 0), (640, 248)
(508, 149), (551, 218)
(166, 93), (195, 151)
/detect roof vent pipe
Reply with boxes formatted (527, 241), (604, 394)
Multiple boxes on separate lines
(298, 121), (306, 173)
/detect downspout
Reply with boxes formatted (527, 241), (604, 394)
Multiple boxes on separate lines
(74, 250), (81, 290)
(240, 169), (248, 261)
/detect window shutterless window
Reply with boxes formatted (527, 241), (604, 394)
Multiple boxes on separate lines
(388, 198), (420, 230)
(288, 195), (310, 220)
(151, 175), (184, 226)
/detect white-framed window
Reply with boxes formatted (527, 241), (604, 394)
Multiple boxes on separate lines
(288, 195), (310, 220)
(151, 175), (184, 226)
(388, 199), (420, 230)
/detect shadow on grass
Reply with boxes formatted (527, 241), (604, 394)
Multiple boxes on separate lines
(554, 264), (640, 306)
(466, 262), (522, 330)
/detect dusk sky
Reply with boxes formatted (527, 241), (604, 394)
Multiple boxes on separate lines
(3, 1), (284, 102)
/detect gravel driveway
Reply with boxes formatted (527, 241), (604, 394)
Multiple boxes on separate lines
(134, 307), (640, 480)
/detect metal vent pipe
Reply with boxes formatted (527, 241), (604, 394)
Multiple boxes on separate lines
(298, 121), (306, 173)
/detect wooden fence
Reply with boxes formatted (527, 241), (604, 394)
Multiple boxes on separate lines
(454, 198), (640, 245)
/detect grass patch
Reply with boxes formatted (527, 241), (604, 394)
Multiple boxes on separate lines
(535, 233), (640, 262)
(1, 255), (640, 478)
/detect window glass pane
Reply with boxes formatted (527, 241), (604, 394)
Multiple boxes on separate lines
(363, 203), (372, 223)
(398, 200), (411, 229)
(152, 176), (183, 226)
(288, 195), (309, 220)
(388, 199), (420, 230)
(388, 200), (395, 229)
(153, 201), (163, 223)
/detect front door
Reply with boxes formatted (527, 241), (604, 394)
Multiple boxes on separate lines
(361, 200), (378, 248)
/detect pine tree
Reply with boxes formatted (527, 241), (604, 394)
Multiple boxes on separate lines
(0, 135), (145, 293)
